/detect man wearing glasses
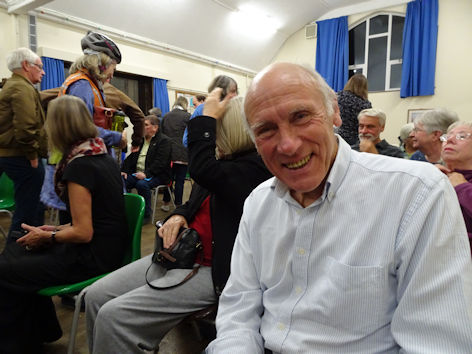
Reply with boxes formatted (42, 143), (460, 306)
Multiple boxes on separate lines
(410, 108), (458, 164)
(0, 48), (47, 240)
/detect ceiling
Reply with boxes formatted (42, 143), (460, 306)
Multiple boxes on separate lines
(4, 0), (409, 73)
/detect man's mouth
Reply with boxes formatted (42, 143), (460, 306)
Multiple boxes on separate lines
(284, 154), (311, 169)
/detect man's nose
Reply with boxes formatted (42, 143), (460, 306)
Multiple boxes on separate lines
(277, 129), (301, 155)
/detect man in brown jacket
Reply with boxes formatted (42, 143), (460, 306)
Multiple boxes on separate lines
(0, 48), (47, 239)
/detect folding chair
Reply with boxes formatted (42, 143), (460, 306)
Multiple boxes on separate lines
(151, 182), (176, 224)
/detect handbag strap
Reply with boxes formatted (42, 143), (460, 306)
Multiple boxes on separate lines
(145, 262), (201, 290)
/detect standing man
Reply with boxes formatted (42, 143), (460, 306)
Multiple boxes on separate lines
(160, 96), (191, 209)
(206, 63), (472, 353)
(0, 48), (47, 239)
(121, 116), (172, 222)
(351, 108), (405, 158)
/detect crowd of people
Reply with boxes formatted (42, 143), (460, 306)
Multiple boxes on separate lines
(0, 32), (471, 354)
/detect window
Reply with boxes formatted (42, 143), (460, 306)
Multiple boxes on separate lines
(349, 14), (405, 92)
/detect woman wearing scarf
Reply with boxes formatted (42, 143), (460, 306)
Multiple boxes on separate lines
(0, 95), (127, 353)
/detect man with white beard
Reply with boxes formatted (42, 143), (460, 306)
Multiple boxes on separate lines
(351, 108), (405, 158)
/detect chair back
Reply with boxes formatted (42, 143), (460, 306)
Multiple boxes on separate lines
(0, 173), (15, 210)
(122, 193), (145, 264)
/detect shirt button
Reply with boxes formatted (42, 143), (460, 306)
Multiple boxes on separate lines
(203, 132), (210, 138)
(277, 322), (285, 330)
(298, 248), (305, 255)
(295, 286), (302, 294)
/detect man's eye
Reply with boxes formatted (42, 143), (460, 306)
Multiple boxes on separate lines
(255, 126), (275, 138)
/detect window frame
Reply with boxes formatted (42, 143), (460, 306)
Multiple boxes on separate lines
(348, 12), (405, 92)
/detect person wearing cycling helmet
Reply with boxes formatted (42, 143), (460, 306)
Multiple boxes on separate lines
(59, 31), (126, 150)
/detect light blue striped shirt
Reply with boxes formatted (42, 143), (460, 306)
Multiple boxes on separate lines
(207, 138), (472, 354)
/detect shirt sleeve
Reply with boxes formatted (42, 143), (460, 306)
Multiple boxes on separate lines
(183, 104), (205, 147)
(391, 176), (472, 352)
(67, 80), (95, 115)
(206, 197), (265, 353)
(455, 182), (472, 220)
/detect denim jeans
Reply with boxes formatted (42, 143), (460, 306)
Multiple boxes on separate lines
(163, 163), (187, 205)
(0, 157), (45, 239)
(124, 174), (161, 217)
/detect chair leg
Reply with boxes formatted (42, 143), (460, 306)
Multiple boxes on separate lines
(151, 188), (157, 225)
(166, 186), (176, 209)
(67, 286), (89, 354)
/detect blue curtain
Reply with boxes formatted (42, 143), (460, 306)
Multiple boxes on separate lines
(315, 16), (348, 92)
(40, 57), (65, 90)
(153, 78), (170, 115)
(400, 0), (438, 98)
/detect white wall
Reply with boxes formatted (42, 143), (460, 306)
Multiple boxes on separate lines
(273, 0), (472, 144)
(0, 7), (253, 108)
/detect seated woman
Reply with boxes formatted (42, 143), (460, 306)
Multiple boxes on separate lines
(436, 121), (472, 252)
(0, 95), (127, 353)
(85, 90), (272, 352)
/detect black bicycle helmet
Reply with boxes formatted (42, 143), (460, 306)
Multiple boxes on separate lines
(81, 31), (122, 63)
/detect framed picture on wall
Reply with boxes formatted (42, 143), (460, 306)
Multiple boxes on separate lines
(407, 109), (433, 123)
(175, 90), (201, 114)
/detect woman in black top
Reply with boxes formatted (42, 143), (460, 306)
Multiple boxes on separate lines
(0, 95), (127, 353)
(336, 74), (372, 146)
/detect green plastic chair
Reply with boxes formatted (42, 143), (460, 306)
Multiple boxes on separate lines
(0, 173), (15, 238)
(37, 192), (145, 353)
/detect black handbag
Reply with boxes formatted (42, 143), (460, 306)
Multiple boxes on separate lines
(145, 221), (203, 290)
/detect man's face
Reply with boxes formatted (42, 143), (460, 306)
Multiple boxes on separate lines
(144, 120), (158, 139)
(27, 58), (45, 84)
(245, 64), (341, 204)
(102, 61), (117, 83)
(358, 115), (383, 143)
(413, 122), (435, 151)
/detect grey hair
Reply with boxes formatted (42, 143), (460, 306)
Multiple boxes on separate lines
(243, 63), (336, 142)
(415, 108), (459, 134)
(447, 120), (472, 133)
(6, 48), (39, 72)
(399, 122), (415, 142)
(358, 108), (386, 127)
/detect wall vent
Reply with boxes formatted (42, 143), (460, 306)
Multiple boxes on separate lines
(305, 23), (317, 39)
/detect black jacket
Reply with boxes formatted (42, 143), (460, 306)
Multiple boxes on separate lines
(166, 116), (272, 295)
(160, 108), (190, 163)
(122, 130), (172, 184)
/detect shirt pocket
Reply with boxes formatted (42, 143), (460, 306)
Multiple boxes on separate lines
(314, 256), (389, 334)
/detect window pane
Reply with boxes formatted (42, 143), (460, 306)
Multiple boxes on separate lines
(390, 16), (405, 60)
(390, 63), (402, 89)
(112, 77), (139, 104)
(349, 68), (363, 78)
(349, 22), (366, 66)
(367, 36), (387, 91)
(369, 15), (388, 35)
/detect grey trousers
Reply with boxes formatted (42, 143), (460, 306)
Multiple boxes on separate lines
(85, 254), (216, 353)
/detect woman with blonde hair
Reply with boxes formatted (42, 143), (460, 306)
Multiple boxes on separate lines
(85, 90), (272, 353)
(0, 95), (127, 353)
(336, 73), (372, 145)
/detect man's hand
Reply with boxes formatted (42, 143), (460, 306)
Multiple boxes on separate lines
(135, 172), (146, 180)
(131, 145), (140, 153)
(121, 172), (128, 179)
(158, 215), (188, 248)
(359, 139), (378, 154)
(119, 130), (128, 149)
(203, 88), (236, 120)
(29, 158), (38, 168)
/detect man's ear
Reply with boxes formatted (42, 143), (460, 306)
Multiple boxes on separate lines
(21, 60), (30, 72)
(332, 99), (342, 127)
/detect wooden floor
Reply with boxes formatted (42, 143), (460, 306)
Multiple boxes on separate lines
(0, 180), (210, 353)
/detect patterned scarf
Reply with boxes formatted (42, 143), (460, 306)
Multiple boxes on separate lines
(54, 137), (107, 200)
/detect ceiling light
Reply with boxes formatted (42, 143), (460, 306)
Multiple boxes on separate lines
(230, 4), (279, 38)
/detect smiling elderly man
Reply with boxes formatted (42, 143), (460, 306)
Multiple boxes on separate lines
(351, 108), (405, 158)
(206, 63), (472, 353)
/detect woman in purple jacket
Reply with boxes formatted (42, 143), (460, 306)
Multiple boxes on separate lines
(436, 121), (472, 252)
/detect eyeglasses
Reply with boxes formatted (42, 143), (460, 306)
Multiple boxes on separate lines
(440, 132), (472, 142)
(30, 62), (44, 70)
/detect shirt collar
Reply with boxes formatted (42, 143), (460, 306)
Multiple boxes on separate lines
(270, 134), (352, 207)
